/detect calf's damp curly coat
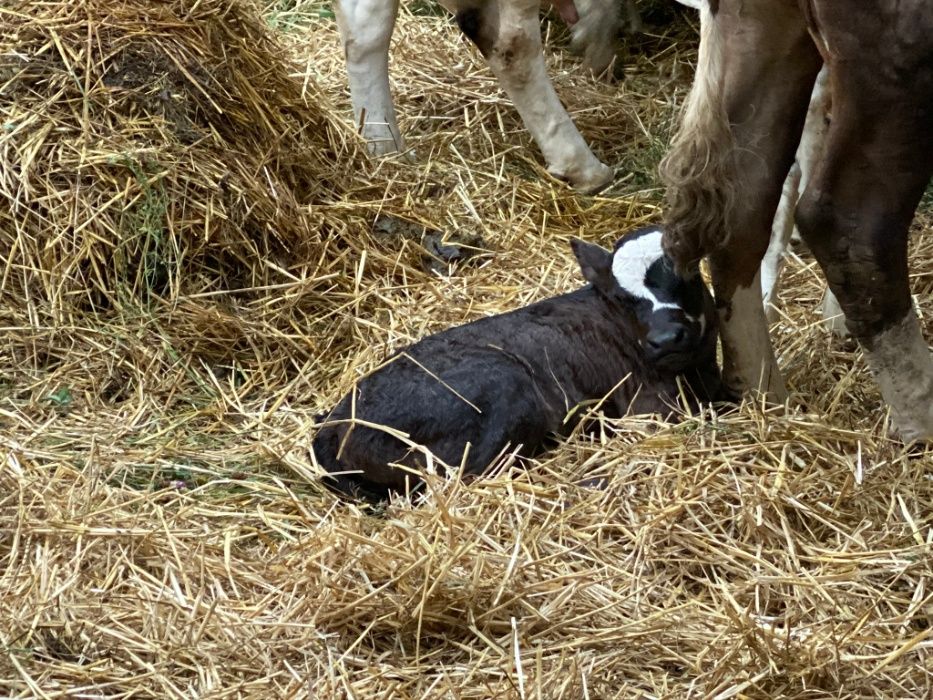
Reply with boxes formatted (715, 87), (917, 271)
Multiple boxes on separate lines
(314, 227), (725, 502)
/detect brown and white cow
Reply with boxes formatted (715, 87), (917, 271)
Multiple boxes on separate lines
(661, 0), (933, 441)
(335, 0), (633, 193)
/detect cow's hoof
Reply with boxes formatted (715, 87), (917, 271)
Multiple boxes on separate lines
(364, 138), (399, 158)
(820, 289), (851, 339)
(360, 125), (406, 158)
(889, 394), (933, 445)
(584, 54), (627, 83)
(788, 229), (809, 254)
(890, 420), (933, 446)
(552, 161), (614, 195)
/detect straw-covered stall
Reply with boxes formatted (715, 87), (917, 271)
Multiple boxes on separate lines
(1, 0), (931, 696)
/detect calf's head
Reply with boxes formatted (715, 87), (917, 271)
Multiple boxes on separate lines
(571, 226), (715, 371)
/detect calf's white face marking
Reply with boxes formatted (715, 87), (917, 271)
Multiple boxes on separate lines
(611, 228), (681, 313)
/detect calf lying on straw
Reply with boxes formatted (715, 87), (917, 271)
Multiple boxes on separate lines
(314, 227), (725, 502)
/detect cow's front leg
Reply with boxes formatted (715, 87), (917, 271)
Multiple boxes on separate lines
(336, 0), (404, 156)
(662, 1), (822, 401)
(446, 0), (613, 193)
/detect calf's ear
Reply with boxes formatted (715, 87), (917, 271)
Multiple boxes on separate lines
(571, 238), (615, 294)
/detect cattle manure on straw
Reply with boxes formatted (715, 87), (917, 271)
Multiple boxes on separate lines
(1, 0), (932, 697)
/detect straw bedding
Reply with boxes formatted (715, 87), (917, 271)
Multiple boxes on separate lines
(1, 0), (931, 697)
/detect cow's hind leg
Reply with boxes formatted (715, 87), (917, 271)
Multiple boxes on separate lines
(762, 65), (831, 324)
(663, 1), (822, 401)
(762, 160), (801, 323)
(447, 0), (613, 193)
(336, 0), (404, 156)
(795, 45), (933, 441)
(569, 0), (623, 78)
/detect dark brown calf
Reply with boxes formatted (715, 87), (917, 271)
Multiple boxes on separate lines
(314, 228), (724, 503)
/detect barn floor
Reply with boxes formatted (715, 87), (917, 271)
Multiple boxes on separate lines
(2, 1), (932, 697)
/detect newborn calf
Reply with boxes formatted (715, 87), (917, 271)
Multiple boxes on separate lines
(314, 227), (724, 502)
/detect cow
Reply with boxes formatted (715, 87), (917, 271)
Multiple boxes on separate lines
(659, 0), (933, 441)
(334, 0), (627, 193)
(313, 226), (725, 502)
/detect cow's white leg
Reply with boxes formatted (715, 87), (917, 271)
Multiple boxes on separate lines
(448, 0), (613, 193)
(820, 288), (849, 337)
(795, 67), (830, 202)
(569, 0), (623, 77)
(797, 67), (850, 335)
(761, 161), (801, 322)
(862, 313), (933, 442)
(336, 0), (404, 156)
(788, 65), (830, 251)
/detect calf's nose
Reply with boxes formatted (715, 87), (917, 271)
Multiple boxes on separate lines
(646, 325), (690, 354)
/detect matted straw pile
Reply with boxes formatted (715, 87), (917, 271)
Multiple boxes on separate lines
(2, 0), (932, 697)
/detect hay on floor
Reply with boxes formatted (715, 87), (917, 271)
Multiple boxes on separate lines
(1, 0), (931, 697)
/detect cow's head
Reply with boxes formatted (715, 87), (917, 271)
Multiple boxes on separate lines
(571, 226), (716, 372)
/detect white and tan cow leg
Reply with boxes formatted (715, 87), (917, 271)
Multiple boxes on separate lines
(496, 0), (613, 191)
(761, 161), (801, 323)
(820, 288), (849, 337)
(335, 0), (404, 156)
(569, 0), (621, 77)
(862, 313), (933, 442)
(449, 0), (613, 193)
